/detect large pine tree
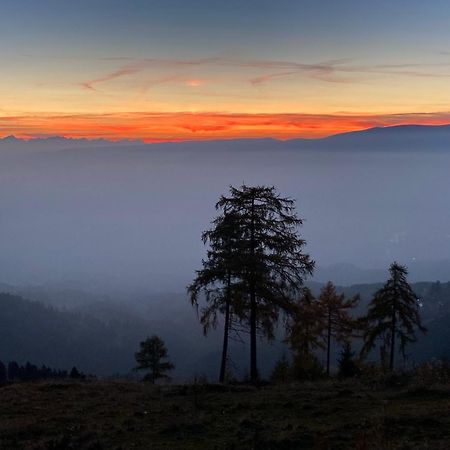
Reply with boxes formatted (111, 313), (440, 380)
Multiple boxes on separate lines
(361, 262), (426, 371)
(216, 185), (314, 384)
(190, 185), (314, 384)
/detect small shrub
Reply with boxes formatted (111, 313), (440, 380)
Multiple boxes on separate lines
(270, 355), (291, 384)
(415, 359), (450, 386)
(291, 353), (324, 381)
(338, 342), (360, 378)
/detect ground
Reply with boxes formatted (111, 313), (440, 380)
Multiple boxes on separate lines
(0, 380), (449, 449)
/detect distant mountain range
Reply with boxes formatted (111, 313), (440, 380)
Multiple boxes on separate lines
(2, 123), (450, 152)
(0, 135), (144, 154)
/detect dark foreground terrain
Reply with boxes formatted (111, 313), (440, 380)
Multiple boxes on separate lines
(0, 380), (449, 449)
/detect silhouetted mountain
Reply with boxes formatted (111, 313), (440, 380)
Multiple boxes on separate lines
(3, 124), (450, 153)
(287, 124), (450, 151)
(0, 135), (143, 155)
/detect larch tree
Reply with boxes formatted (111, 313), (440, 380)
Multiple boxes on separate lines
(286, 287), (325, 360)
(216, 185), (314, 384)
(135, 335), (174, 384)
(317, 281), (359, 376)
(361, 262), (426, 371)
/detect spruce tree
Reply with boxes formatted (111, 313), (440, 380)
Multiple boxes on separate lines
(361, 262), (426, 371)
(135, 335), (174, 384)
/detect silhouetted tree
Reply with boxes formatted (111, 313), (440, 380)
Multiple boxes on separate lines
(317, 282), (359, 375)
(40, 365), (52, 379)
(70, 366), (82, 379)
(23, 362), (39, 381)
(5, 360), (72, 381)
(0, 361), (6, 383)
(361, 262), (426, 371)
(338, 342), (359, 378)
(189, 209), (244, 383)
(7, 361), (20, 381)
(135, 335), (174, 384)
(215, 185), (314, 384)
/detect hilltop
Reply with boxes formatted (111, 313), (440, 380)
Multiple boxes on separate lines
(0, 379), (449, 449)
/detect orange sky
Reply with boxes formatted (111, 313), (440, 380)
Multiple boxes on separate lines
(2, 111), (450, 143)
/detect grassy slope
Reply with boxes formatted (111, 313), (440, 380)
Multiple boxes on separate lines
(0, 380), (449, 449)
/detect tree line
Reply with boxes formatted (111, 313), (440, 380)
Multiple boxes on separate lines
(0, 360), (85, 383)
(188, 184), (426, 384)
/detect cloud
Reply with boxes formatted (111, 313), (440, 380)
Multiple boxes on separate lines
(185, 79), (204, 87)
(81, 67), (143, 91)
(79, 57), (358, 91)
(79, 56), (450, 93)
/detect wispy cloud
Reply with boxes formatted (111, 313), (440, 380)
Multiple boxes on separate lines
(81, 67), (144, 91)
(81, 57), (349, 91)
(79, 56), (450, 92)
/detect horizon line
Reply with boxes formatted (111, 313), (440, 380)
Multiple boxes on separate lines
(1, 112), (450, 144)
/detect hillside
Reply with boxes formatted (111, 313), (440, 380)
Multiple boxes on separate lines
(0, 293), (147, 376)
(1, 279), (450, 378)
(0, 379), (449, 449)
(0, 292), (285, 379)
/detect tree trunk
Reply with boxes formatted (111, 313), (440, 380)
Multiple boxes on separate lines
(219, 272), (231, 383)
(326, 307), (332, 376)
(389, 301), (397, 371)
(250, 289), (257, 384)
(249, 196), (258, 385)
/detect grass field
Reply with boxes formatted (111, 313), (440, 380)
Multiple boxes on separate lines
(0, 379), (449, 449)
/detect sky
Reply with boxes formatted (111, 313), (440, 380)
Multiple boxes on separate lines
(1, 0), (450, 142)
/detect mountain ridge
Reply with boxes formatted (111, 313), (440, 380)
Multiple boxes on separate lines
(2, 123), (450, 150)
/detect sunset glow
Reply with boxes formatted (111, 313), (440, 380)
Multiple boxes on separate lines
(3, 111), (450, 143)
